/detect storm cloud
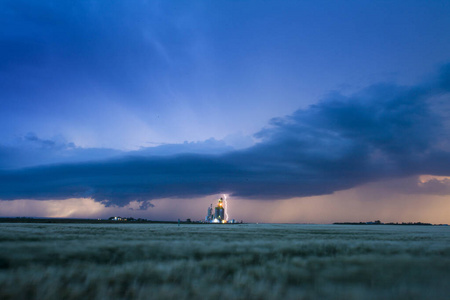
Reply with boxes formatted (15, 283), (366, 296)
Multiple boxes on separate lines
(1, 65), (450, 205)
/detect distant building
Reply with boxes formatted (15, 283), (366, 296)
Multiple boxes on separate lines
(109, 216), (126, 221)
(206, 197), (227, 223)
(205, 204), (213, 222)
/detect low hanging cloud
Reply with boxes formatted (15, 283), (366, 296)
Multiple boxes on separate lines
(1, 65), (450, 206)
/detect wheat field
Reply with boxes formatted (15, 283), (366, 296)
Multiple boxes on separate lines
(0, 223), (449, 299)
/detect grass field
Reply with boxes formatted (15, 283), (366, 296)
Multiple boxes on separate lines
(0, 223), (449, 299)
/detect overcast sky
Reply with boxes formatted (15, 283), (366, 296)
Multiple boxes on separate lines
(1, 0), (450, 223)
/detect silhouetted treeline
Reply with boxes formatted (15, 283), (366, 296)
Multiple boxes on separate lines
(0, 217), (177, 224)
(333, 220), (440, 226)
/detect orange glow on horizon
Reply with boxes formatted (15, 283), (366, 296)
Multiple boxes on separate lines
(0, 181), (449, 224)
(419, 175), (450, 184)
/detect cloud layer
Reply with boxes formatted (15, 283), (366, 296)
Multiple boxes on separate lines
(1, 65), (450, 205)
(3, 1), (450, 150)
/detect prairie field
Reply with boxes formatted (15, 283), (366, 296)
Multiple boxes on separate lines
(0, 223), (449, 300)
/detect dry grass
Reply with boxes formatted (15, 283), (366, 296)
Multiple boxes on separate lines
(0, 223), (449, 299)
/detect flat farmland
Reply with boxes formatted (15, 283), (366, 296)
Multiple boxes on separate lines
(0, 223), (449, 299)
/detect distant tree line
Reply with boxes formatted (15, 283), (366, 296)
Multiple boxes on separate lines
(333, 220), (435, 226)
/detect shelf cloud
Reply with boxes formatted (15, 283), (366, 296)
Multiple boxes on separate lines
(1, 65), (450, 206)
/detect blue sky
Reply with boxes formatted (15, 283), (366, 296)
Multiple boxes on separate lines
(1, 1), (450, 222)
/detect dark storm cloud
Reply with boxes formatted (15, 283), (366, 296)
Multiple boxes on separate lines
(1, 65), (450, 205)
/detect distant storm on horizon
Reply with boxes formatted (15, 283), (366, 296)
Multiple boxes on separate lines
(1, 0), (450, 223)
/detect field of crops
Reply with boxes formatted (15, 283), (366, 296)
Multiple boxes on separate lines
(0, 223), (449, 299)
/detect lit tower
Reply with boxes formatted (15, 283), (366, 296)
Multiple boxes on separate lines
(214, 197), (225, 222)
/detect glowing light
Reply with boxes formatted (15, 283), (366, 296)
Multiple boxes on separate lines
(418, 175), (450, 186)
(222, 194), (229, 221)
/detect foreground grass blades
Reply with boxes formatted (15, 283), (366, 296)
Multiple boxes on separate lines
(0, 223), (449, 299)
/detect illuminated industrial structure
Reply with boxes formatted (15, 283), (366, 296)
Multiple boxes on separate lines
(206, 197), (227, 223)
